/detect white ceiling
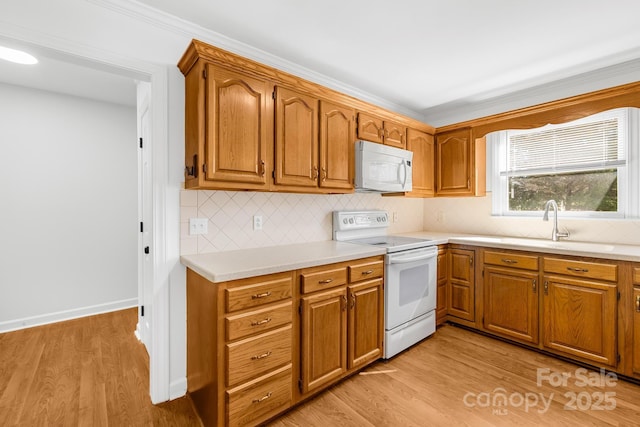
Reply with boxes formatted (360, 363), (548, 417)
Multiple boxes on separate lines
(0, 38), (137, 107)
(3, 1), (640, 121)
(137, 0), (640, 119)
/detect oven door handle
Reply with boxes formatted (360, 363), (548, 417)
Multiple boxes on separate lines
(388, 250), (436, 264)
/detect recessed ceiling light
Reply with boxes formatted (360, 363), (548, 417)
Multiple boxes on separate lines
(0, 46), (38, 65)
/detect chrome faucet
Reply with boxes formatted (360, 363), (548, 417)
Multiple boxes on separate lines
(543, 200), (569, 241)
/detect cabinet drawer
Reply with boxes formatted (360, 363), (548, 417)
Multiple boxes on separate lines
(226, 325), (292, 387)
(633, 267), (640, 285)
(227, 364), (292, 427)
(225, 274), (293, 312)
(300, 267), (347, 294)
(484, 251), (538, 270)
(543, 257), (617, 282)
(348, 260), (384, 283)
(226, 301), (292, 341)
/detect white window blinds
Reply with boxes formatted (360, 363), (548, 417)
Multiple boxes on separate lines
(504, 111), (626, 177)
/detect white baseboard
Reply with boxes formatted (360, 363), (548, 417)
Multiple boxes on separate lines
(0, 298), (138, 333)
(170, 377), (188, 400)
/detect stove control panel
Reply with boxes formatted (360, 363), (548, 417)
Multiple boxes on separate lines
(333, 210), (389, 232)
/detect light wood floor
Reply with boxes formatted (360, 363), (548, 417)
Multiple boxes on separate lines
(0, 308), (199, 426)
(2, 310), (640, 426)
(271, 326), (640, 427)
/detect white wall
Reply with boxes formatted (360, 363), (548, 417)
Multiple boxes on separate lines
(0, 83), (137, 330)
(423, 194), (640, 245)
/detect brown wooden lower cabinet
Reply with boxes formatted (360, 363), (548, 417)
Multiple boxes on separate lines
(348, 279), (384, 369)
(187, 269), (295, 427)
(483, 266), (539, 344)
(436, 245), (448, 325)
(299, 262), (384, 396)
(633, 287), (640, 376)
(448, 247), (475, 321)
(542, 275), (617, 367)
(187, 255), (384, 427)
(226, 365), (292, 427)
(300, 287), (347, 394)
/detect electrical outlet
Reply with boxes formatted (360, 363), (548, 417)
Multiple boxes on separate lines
(189, 218), (208, 235)
(436, 211), (444, 223)
(253, 215), (263, 231)
(392, 211), (398, 223)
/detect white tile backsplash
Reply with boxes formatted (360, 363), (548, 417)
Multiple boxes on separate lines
(181, 189), (640, 255)
(180, 190), (424, 255)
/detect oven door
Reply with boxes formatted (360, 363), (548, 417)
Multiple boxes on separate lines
(385, 246), (437, 331)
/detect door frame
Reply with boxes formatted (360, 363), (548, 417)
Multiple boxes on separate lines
(0, 28), (173, 403)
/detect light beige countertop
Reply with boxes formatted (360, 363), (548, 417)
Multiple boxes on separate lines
(181, 232), (640, 284)
(400, 231), (640, 262)
(180, 240), (386, 283)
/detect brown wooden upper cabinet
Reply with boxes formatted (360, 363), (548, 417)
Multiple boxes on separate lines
(274, 87), (354, 192)
(274, 86), (319, 188)
(406, 128), (435, 197)
(356, 112), (407, 149)
(435, 127), (486, 197)
(435, 127), (472, 196)
(319, 100), (355, 190)
(179, 40), (433, 194)
(184, 64), (272, 190)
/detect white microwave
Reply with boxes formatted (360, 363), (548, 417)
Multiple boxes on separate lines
(355, 140), (413, 193)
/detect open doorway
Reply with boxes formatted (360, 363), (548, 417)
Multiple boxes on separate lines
(0, 35), (160, 398)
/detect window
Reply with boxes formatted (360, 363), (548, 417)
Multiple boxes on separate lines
(490, 108), (639, 218)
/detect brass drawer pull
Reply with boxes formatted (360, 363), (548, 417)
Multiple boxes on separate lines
(532, 279), (537, 293)
(250, 318), (272, 326)
(252, 392), (272, 404)
(567, 267), (589, 273)
(319, 279), (333, 284)
(501, 259), (518, 264)
(251, 351), (272, 361)
(544, 281), (549, 295)
(361, 270), (374, 275)
(636, 295), (640, 312)
(252, 291), (272, 299)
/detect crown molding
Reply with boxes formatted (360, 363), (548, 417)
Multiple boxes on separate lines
(423, 54), (640, 128)
(87, 0), (424, 121)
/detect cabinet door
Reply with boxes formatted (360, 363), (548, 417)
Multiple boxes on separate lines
(542, 276), (617, 366)
(436, 246), (448, 325)
(407, 128), (435, 197)
(633, 287), (640, 375)
(319, 100), (354, 190)
(484, 266), (539, 344)
(348, 279), (383, 369)
(356, 112), (383, 143)
(300, 287), (347, 394)
(205, 64), (270, 186)
(383, 120), (407, 149)
(448, 248), (475, 321)
(435, 128), (472, 195)
(275, 86), (319, 187)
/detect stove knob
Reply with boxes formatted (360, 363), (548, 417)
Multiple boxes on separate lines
(349, 218), (354, 224)
(343, 218), (348, 224)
